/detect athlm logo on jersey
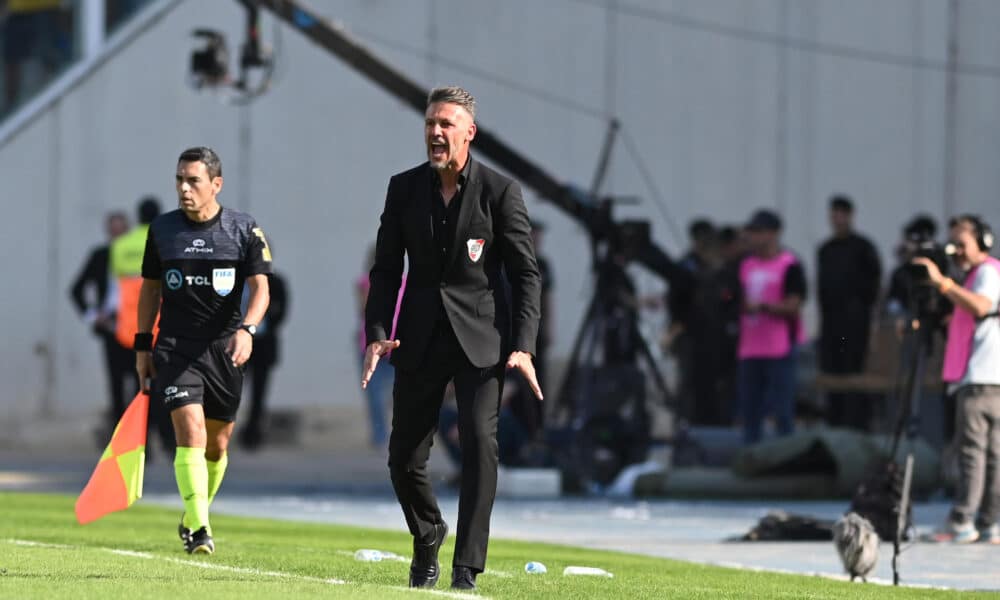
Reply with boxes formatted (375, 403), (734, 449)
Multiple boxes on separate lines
(165, 269), (183, 291)
(467, 238), (485, 263)
(184, 238), (214, 254)
(212, 268), (236, 296)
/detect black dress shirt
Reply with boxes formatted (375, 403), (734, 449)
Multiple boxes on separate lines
(430, 161), (471, 277)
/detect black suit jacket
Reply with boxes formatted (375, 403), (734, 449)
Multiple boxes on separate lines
(366, 156), (541, 371)
(70, 245), (111, 316)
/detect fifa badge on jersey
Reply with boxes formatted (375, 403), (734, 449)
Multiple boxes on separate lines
(212, 268), (236, 297)
(467, 238), (485, 263)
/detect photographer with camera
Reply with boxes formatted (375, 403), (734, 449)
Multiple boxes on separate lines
(887, 216), (951, 328)
(916, 215), (1000, 544)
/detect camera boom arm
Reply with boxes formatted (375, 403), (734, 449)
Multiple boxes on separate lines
(245, 0), (687, 285)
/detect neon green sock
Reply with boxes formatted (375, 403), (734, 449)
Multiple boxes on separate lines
(206, 451), (228, 506)
(175, 447), (210, 534)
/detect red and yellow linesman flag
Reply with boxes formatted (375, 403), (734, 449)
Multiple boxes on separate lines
(75, 392), (149, 524)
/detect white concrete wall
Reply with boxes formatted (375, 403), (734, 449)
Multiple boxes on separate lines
(3, 0), (1000, 423)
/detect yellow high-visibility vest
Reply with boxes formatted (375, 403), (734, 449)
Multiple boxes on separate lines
(109, 224), (158, 348)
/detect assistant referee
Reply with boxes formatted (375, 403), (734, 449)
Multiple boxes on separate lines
(135, 146), (271, 554)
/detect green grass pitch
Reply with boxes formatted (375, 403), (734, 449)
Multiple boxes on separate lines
(0, 492), (991, 599)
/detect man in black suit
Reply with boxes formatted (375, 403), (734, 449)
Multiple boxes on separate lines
(362, 86), (542, 591)
(238, 270), (290, 450)
(69, 211), (133, 439)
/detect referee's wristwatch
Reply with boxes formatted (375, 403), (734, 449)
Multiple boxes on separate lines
(240, 323), (258, 337)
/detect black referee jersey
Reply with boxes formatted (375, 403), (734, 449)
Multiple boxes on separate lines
(142, 207), (272, 340)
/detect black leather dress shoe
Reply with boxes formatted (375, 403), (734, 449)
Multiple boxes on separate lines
(451, 565), (477, 590)
(409, 522), (448, 588)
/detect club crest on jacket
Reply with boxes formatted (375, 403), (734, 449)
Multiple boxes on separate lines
(467, 238), (485, 262)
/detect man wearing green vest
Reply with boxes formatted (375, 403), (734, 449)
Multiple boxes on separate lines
(111, 199), (159, 343)
(111, 197), (175, 459)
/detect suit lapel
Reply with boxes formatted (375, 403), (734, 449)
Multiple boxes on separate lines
(415, 165), (435, 256)
(444, 158), (481, 276)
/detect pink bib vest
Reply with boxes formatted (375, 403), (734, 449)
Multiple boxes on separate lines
(738, 251), (805, 359)
(942, 257), (1000, 382)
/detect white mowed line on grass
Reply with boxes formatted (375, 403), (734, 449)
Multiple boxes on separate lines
(105, 548), (347, 584)
(711, 560), (945, 591)
(7, 539), (488, 598)
(390, 587), (493, 599)
(7, 539), (346, 585)
(10, 539), (74, 549)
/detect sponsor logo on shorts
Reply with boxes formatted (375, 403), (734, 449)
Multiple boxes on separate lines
(165, 269), (183, 290)
(164, 387), (190, 402)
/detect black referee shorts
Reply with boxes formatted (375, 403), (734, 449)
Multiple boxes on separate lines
(152, 335), (244, 422)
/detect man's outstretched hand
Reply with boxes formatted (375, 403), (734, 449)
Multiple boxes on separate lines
(361, 340), (400, 389)
(507, 351), (543, 400)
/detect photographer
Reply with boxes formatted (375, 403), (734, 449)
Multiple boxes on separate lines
(916, 216), (1000, 544)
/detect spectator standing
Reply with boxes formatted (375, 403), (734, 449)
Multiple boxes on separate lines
(737, 210), (807, 444)
(69, 211), (132, 439)
(669, 219), (736, 425)
(238, 269), (289, 450)
(817, 196), (882, 431)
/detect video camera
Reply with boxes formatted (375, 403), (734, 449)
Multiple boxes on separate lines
(901, 230), (951, 326)
(190, 30), (230, 88)
(608, 219), (651, 261)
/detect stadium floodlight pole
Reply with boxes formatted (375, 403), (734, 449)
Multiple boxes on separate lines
(245, 0), (687, 284)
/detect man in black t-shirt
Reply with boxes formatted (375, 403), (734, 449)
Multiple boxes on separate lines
(135, 147), (271, 555)
(817, 196), (882, 431)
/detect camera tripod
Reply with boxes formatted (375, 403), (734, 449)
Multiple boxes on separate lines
(886, 317), (938, 585)
(545, 252), (677, 489)
(554, 255), (673, 425)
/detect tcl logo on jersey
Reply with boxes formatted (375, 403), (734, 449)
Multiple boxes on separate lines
(184, 275), (213, 286)
(184, 238), (214, 254)
(164, 269), (235, 293)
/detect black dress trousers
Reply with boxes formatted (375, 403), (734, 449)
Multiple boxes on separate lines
(387, 315), (503, 573)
